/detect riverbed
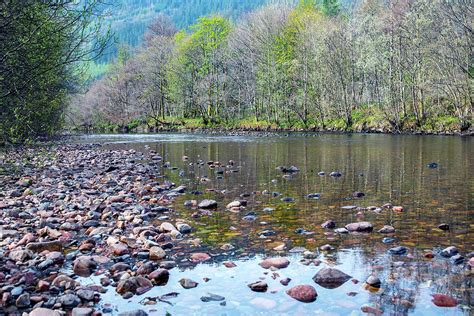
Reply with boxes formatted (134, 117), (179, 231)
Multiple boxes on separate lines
(1, 132), (472, 316)
(73, 133), (473, 315)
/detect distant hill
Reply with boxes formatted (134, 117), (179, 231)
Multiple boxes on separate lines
(98, 0), (279, 63)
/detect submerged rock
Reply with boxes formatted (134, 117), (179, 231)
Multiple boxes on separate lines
(389, 246), (408, 255)
(441, 246), (458, 258)
(201, 293), (225, 302)
(431, 294), (458, 307)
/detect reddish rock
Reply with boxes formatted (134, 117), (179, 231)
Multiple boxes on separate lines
(345, 222), (373, 232)
(361, 305), (383, 315)
(110, 243), (129, 256)
(259, 257), (290, 269)
(191, 252), (211, 263)
(431, 294), (458, 307)
(223, 261), (236, 268)
(393, 206), (404, 212)
(248, 281), (268, 292)
(286, 285), (317, 303)
(148, 269), (169, 285)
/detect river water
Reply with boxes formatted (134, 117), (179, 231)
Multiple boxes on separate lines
(74, 133), (473, 315)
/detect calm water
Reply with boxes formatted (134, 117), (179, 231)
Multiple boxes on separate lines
(75, 133), (473, 315)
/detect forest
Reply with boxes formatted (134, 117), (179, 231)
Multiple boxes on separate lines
(1, 0), (473, 144)
(70, 0), (473, 134)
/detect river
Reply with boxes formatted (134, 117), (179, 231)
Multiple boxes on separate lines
(68, 132), (473, 315)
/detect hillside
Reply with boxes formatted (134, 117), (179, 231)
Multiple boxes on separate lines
(98, 0), (279, 62)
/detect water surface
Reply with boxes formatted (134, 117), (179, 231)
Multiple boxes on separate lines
(75, 133), (473, 315)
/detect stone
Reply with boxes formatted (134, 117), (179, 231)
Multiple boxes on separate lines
(72, 308), (94, 316)
(345, 222), (373, 232)
(378, 225), (395, 233)
(393, 206), (404, 212)
(116, 279), (137, 295)
(179, 278), (198, 289)
(51, 275), (78, 289)
(159, 222), (177, 232)
(26, 240), (63, 252)
(320, 244), (334, 251)
(259, 257), (290, 269)
(57, 293), (81, 308)
(176, 223), (192, 234)
(110, 243), (129, 256)
(73, 257), (97, 277)
(365, 275), (381, 288)
(148, 269), (169, 285)
(223, 261), (236, 268)
(29, 308), (62, 316)
(198, 199), (218, 209)
(37, 280), (50, 291)
(438, 223), (449, 231)
(431, 294), (458, 307)
(9, 249), (33, 261)
(226, 201), (241, 209)
(361, 305), (383, 315)
(388, 246), (408, 255)
(335, 228), (349, 234)
(76, 289), (95, 301)
(313, 268), (351, 289)
(248, 281), (268, 292)
(149, 246), (166, 260)
(280, 278), (291, 286)
(286, 285), (317, 303)
(190, 252), (211, 263)
(441, 246), (458, 258)
(321, 220), (336, 229)
(16, 293), (30, 308)
(201, 293), (225, 302)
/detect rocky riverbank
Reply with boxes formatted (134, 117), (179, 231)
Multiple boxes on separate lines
(0, 144), (472, 315)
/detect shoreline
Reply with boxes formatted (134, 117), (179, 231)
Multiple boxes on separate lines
(66, 126), (474, 137)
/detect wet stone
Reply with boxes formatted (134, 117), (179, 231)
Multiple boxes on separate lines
(286, 285), (317, 303)
(179, 278), (198, 289)
(389, 246), (408, 255)
(441, 246), (458, 258)
(345, 222), (373, 232)
(248, 281), (268, 292)
(201, 293), (225, 302)
(365, 275), (381, 288)
(259, 257), (290, 269)
(313, 268), (352, 289)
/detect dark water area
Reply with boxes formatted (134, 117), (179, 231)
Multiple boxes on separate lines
(73, 133), (473, 315)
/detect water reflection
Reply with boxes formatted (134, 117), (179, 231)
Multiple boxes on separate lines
(76, 133), (473, 315)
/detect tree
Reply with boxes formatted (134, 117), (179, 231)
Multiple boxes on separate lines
(0, 0), (111, 143)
